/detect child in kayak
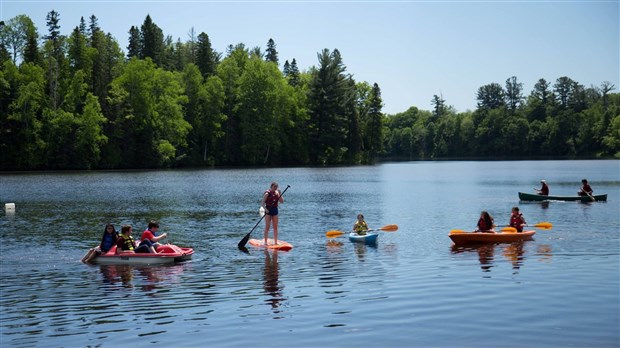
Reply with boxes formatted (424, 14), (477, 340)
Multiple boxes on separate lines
(509, 207), (527, 232)
(476, 211), (495, 233)
(353, 214), (369, 235)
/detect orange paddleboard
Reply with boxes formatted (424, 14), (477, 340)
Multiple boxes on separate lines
(248, 239), (293, 251)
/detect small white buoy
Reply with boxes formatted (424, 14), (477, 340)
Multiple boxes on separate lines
(5, 203), (15, 212)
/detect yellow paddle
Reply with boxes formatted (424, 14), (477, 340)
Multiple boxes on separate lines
(326, 224), (399, 238)
(500, 222), (553, 232)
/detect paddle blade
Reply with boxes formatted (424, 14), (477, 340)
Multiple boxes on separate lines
(379, 224), (399, 232)
(501, 227), (518, 232)
(449, 229), (466, 234)
(238, 232), (251, 249)
(534, 222), (552, 229)
(326, 230), (345, 238)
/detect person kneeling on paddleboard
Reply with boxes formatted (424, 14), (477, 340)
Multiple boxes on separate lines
(353, 214), (369, 235)
(262, 182), (284, 246)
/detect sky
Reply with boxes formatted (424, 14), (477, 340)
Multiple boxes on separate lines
(2, 0), (618, 115)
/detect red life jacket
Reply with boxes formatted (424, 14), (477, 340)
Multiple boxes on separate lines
(510, 213), (524, 232)
(478, 217), (492, 231)
(264, 190), (279, 208)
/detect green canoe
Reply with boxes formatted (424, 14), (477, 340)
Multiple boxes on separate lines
(518, 192), (607, 202)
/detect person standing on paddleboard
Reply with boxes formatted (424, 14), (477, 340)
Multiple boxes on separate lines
(262, 182), (284, 246)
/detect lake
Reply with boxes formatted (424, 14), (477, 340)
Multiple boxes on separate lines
(1, 160), (619, 347)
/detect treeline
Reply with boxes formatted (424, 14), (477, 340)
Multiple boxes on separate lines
(386, 78), (620, 159)
(0, 12), (618, 170)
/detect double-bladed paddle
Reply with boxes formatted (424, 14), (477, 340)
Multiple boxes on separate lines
(238, 185), (290, 251)
(325, 224), (398, 238)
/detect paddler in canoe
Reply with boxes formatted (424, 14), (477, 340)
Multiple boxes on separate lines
(535, 179), (549, 195)
(578, 178), (594, 197)
(261, 181), (284, 246)
(475, 211), (495, 233)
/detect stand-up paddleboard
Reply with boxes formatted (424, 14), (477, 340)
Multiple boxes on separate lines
(248, 238), (293, 251)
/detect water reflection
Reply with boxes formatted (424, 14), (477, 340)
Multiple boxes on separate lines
(502, 242), (526, 272)
(263, 249), (285, 312)
(325, 239), (343, 252)
(100, 265), (133, 288)
(98, 264), (188, 291)
(451, 242), (536, 274)
(536, 244), (553, 263)
(354, 242), (377, 261)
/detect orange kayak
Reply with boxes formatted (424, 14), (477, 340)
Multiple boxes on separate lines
(449, 230), (536, 245)
(248, 239), (293, 251)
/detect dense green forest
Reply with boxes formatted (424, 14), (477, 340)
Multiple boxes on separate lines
(1, 12), (618, 170)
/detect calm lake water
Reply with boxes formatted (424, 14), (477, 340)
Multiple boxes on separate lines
(1, 160), (619, 347)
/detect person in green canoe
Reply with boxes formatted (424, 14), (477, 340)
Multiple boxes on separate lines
(578, 179), (593, 197)
(353, 214), (369, 235)
(535, 179), (549, 195)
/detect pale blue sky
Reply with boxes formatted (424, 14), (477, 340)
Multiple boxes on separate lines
(2, 0), (618, 115)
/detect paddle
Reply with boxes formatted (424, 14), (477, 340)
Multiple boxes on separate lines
(579, 187), (596, 202)
(326, 224), (398, 238)
(500, 222), (553, 232)
(238, 185), (290, 251)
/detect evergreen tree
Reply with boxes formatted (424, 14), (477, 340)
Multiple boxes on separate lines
(127, 25), (141, 59)
(431, 94), (447, 117)
(366, 82), (384, 161)
(67, 25), (89, 72)
(88, 15), (99, 38)
(505, 76), (523, 113)
(196, 32), (217, 77)
(45, 10), (62, 58)
(288, 58), (300, 87)
(283, 60), (290, 76)
(44, 10), (65, 110)
(265, 38), (278, 65)
(140, 15), (164, 65)
(307, 48), (351, 164)
(78, 17), (87, 37)
(476, 83), (505, 110)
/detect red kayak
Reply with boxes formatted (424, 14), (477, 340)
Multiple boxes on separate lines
(449, 230), (536, 245)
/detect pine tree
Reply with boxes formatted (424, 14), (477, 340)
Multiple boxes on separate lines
(288, 58), (300, 87)
(366, 83), (384, 161)
(45, 10), (61, 58)
(431, 94), (446, 117)
(265, 38), (278, 65)
(307, 48), (351, 164)
(127, 25), (141, 59)
(140, 14), (164, 65)
(23, 20), (39, 64)
(196, 32), (217, 77)
(283, 60), (290, 76)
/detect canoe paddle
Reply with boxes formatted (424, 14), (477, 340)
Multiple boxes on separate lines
(325, 224), (398, 238)
(238, 185), (290, 251)
(579, 187), (596, 202)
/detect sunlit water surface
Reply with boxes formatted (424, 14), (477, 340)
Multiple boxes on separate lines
(1, 160), (619, 347)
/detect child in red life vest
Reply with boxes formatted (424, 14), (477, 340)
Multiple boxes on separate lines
(509, 207), (527, 232)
